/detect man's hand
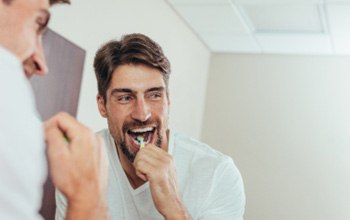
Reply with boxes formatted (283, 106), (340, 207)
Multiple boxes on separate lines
(133, 144), (191, 220)
(44, 112), (109, 220)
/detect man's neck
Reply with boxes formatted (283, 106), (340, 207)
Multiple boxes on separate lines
(116, 145), (145, 189)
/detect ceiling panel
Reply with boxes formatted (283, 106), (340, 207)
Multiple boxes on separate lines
(242, 4), (324, 33)
(166, 0), (350, 55)
(201, 33), (261, 53)
(256, 33), (333, 54)
(327, 4), (350, 35)
(327, 4), (350, 53)
(326, 0), (350, 3)
(168, 0), (229, 4)
(173, 4), (247, 34)
(233, 0), (322, 4)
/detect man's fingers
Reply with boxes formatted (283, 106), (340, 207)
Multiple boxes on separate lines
(45, 112), (89, 141)
(46, 125), (70, 177)
(134, 153), (158, 181)
(135, 170), (148, 182)
(136, 145), (170, 168)
(46, 125), (69, 157)
(45, 125), (70, 191)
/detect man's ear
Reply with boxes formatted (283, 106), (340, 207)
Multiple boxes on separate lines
(166, 90), (171, 107)
(97, 94), (107, 118)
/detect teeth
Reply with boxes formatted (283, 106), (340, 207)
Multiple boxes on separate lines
(130, 127), (153, 133)
(128, 127), (154, 148)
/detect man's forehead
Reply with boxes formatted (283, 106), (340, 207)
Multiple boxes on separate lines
(108, 82), (166, 94)
(113, 64), (162, 75)
(110, 75), (165, 92)
(111, 65), (164, 83)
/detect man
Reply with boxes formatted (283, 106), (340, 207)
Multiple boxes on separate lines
(0, 0), (109, 219)
(55, 33), (246, 219)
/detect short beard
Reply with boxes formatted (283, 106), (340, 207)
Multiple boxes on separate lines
(119, 129), (162, 163)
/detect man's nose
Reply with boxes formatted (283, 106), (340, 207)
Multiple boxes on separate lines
(31, 39), (48, 75)
(131, 98), (151, 122)
(23, 38), (48, 78)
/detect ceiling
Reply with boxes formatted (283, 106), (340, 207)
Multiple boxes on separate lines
(165, 0), (350, 55)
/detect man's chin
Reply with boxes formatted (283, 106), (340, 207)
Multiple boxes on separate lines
(120, 142), (137, 163)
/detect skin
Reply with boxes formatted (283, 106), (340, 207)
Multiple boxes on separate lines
(0, 0), (109, 219)
(45, 112), (109, 220)
(97, 64), (191, 219)
(0, 0), (49, 77)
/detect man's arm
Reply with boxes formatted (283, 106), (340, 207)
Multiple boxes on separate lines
(133, 144), (191, 220)
(0, 113), (46, 220)
(198, 157), (246, 220)
(45, 112), (109, 220)
(0, 59), (46, 220)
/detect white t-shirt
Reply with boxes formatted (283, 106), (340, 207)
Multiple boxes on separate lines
(0, 47), (46, 220)
(56, 129), (245, 220)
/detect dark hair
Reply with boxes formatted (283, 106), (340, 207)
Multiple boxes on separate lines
(2, 0), (70, 5)
(49, 0), (70, 5)
(94, 33), (171, 102)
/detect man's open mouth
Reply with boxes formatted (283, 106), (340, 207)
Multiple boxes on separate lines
(127, 126), (156, 146)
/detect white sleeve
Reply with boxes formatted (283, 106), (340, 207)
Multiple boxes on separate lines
(198, 157), (246, 220)
(55, 189), (68, 220)
(0, 48), (47, 220)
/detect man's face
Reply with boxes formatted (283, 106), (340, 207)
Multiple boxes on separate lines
(0, 0), (50, 77)
(97, 64), (170, 163)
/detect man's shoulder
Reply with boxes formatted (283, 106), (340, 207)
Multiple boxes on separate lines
(171, 132), (233, 167)
(96, 129), (113, 146)
(96, 128), (109, 137)
(171, 133), (243, 195)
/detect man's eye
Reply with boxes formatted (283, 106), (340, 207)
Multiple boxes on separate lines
(118, 95), (133, 103)
(149, 92), (162, 100)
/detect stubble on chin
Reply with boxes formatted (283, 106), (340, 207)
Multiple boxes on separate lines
(118, 130), (163, 164)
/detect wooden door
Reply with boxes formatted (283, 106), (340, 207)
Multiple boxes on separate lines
(29, 29), (86, 220)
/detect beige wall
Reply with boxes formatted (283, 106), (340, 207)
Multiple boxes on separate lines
(49, 0), (210, 139)
(202, 53), (350, 220)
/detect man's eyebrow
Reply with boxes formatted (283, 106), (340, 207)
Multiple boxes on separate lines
(110, 88), (134, 95)
(145, 87), (165, 93)
(110, 87), (165, 96)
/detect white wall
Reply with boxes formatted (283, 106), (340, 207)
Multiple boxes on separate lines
(202, 53), (350, 220)
(48, 2), (350, 219)
(48, 0), (210, 139)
